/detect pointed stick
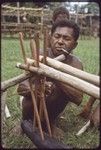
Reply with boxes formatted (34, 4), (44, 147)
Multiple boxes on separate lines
(19, 32), (44, 140)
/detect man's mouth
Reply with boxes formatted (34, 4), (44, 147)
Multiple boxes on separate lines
(55, 47), (70, 56)
(55, 47), (64, 51)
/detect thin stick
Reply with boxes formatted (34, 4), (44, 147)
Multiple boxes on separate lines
(19, 32), (44, 140)
(39, 27), (52, 136)
(34, 32), (39, 67)
(30, 38), (38, 129)
(19, 32), (27, 64)
(43, 27), (48, 64)
(30, 39), (36, 59)
(76, 120), (91, 136)
(40, 78), (52, 137)
(31, 31), (52, 136)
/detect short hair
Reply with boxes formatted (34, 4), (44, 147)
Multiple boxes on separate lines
(51, 19), (80, 41)
(52, 7), (70, 22)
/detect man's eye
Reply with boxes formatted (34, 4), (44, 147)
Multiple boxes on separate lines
(54, 34), (59, 38)
(65, 38), (71, 41)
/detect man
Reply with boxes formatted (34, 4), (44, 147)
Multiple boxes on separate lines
(52, 6), (70, 23)
(47, 6), (70, 49)
(17, 19), (83, 135)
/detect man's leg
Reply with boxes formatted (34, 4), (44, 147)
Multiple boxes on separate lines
(22, 96), (34, 121)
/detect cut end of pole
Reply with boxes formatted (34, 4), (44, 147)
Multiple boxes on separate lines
(16, 63), (21, 68)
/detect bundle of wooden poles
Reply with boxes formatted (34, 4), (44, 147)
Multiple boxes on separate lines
(1, 28), (100, 142)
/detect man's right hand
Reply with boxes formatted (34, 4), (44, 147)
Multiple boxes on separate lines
(17, 79), (32, 96)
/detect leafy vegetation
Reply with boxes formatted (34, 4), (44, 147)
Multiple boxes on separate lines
(1, 37), (100, 149)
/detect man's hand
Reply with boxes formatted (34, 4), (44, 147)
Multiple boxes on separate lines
(45, 81), (55, 97)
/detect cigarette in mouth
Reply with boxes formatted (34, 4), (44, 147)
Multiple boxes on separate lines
(61, 48), (70, 55)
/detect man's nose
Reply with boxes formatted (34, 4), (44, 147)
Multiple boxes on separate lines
(57, 37), (64, 44)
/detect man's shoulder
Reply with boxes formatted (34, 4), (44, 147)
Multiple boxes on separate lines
(65, 55), (83, 70)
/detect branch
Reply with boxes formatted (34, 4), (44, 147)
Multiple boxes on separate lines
(1, 73), (33, 92)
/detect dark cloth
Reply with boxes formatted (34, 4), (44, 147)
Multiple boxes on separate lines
(46, 85), (68, 122)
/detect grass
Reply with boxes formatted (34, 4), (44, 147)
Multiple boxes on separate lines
(1, 36), (100, 149)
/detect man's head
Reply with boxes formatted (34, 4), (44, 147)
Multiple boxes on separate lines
(50, 19), (80, 57)
(52, 7), (70, 23)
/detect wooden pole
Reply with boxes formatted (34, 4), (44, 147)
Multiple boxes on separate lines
(1, 73), (33, 92)
(30, 38), (37, 128)
(19, 32), (44, 140)
(30, 34), (52, 137)
(45, 56), (99, 87)
(1, 54), (66, 92)
(27, 56), (99, 87)
(39, 28), (52, 136)
(17, 2), (20, 24)
(16, 63), (100, 99)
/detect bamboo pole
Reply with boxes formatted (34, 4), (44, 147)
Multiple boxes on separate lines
(16, 63), (100, 99)
(27, 56), (99, 87)
(19, 32), (44, 140)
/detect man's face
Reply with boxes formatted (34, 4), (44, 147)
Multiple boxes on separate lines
(50, 27), (77, 57)
(55, 13), (69, 21)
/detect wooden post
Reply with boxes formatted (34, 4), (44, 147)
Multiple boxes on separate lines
(17, 2), (20, 24)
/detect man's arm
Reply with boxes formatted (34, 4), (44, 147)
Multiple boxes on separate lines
(17, 79), (31, 96)
(56, 56), (84, 105)
(56, 82), (83, 105)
